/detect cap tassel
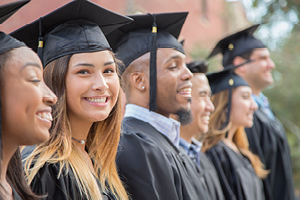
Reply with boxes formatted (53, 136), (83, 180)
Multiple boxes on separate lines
(224, 69), (235, 138)
(37, 18), (44, 60)
(225, 86), (232, 138)
(149, 14), (157, 111)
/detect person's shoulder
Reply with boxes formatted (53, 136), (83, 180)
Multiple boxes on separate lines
(118, 129), (162, 156)
(205, 141), (224, 153)
(120, 118), (161, 147)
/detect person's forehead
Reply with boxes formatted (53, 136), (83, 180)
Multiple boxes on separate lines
(157, 48), (186, 60)
(13, 47), (39, 62)
(192, 74), (210, 89)
(235, 85), (252, 93)
(251, 48), (270, 57)
(14, 47), (42, 67)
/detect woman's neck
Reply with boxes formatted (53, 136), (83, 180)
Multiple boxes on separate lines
(1, 134), (19, 197)
(223, 125), (239, 153)
(69, 116), (93, 152)
(226, 124), (238, 142)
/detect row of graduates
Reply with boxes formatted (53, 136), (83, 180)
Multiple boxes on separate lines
(0, 0), (295, 199)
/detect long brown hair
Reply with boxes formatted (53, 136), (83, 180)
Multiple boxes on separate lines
(24, 52), (128, 200)
(202, 89), (268, 178)
(0, 50), (38, 200)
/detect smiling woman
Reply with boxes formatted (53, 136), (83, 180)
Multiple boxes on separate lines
(202, 66), (268, 200)
(11, 0), (132, 200)
(0, 1), (58, 200)
(0, 39), (57, 200)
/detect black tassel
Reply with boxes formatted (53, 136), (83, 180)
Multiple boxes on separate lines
(225, 69), (234, 138)
(225, 87), (232, 138)
(37, 17), (44, 60)
(149, 14), (157, 111)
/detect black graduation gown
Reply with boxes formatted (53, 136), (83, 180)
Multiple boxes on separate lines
(205, 141), (265, 200)
(245, 107), (296, 200)
(22, 146), (115, 200)
(199, 152), (225, 200)
(177, 147), (211, 199)
(117, 117), (210, 200)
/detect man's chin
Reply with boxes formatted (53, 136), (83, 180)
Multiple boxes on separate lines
(175, 109), (192, 125)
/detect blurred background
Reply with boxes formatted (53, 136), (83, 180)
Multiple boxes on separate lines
(1, 0), (299, 197)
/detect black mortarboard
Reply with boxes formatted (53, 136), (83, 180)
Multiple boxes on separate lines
(0, 0), (30, 24)
(0, 0), (29, 55)
(106, 12), (188, 111)
(0, 0), (29, 159)
(186, 60), (208, 74)
(207, 60), (252, 135)
(207, 24), (265, 67)
(11, 0), (133, 67)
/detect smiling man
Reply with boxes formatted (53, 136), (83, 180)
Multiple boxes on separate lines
(107, 13), (210, 200)
(208, 24), (296, 200)
(179, 61), (224, 200)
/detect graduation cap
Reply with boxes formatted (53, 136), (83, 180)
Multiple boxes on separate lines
(0, 0), (29, 55)
(0, 0), (30, 24)
(0, 0), (30, 159)
(186, 60), (208, 74)
(10, 0), (133, 67)
(106, 12), (188, 111)
(207, 59), (252, 135)
(207, 24), (265, 67)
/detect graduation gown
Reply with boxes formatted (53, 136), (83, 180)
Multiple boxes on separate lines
(117, 117), (210, 200)
(199, 152), (225, 200)
(22, 146), (115, 200)
(205, 141), (265, 200)
(245, 107), (296, 200)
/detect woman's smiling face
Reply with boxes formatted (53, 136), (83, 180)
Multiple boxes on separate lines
(1, 46), (57, 146)
(65, 50), (120, 124)
(230, 86), (258, 128)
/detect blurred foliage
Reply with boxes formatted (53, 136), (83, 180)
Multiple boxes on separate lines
(251, 0), (300, 24)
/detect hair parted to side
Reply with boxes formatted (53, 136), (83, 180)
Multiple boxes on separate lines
(202, 89), (268, 178)
(23, 52), (128, 200)
(0, 49), (38, 200)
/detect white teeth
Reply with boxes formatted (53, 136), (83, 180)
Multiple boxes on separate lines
(180, 88), (191, 93)
(37, 112), (53, 121)
(202, 116), (210, 121)
(86, 97), (107, 103)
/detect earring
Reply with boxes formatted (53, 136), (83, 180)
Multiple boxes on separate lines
(141, 86), (145, 90)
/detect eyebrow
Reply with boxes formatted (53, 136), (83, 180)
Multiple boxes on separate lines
(21, 62), (42, 71)
(199, 90), (207, 94)
(73, 63), (95, 68)
(73, 61), (115, 68)
(104, 61), (116, 66)
(164, 55), (184, 65)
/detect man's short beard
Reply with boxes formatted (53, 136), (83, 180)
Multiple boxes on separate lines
(176, 109), (193, 125)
